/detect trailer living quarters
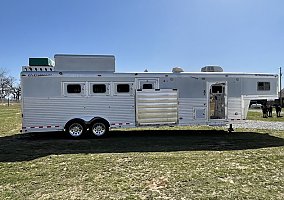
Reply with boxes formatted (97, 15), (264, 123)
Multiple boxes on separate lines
(21, 54), (278, 137)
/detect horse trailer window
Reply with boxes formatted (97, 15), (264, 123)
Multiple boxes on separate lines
(93, 84), (106, 93)
(117, 84), (130, 93)
(257, 82), (270, 91)
(143, 84), (153, 89)
(67, 84), (81, 93)
(211, 85), (223, 94)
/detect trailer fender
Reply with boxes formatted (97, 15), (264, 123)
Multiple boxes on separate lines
(88, 117), (110, 127)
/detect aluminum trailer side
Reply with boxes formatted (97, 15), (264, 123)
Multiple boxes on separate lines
(21, 55), (278, 137)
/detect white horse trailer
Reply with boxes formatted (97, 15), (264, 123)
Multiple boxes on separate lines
(21, 54), (278, 137)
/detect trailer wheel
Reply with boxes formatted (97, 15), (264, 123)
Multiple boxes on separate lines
(91, 121), (109, 137)
(66, 121), (86, 138)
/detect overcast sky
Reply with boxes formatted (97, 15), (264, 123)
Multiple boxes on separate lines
(0, 0), (283, 82)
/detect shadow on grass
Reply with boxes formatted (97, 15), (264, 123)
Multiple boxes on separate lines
(1, 129), (284, 162)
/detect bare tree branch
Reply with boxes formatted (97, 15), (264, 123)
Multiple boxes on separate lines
(0, 68), (7, 77)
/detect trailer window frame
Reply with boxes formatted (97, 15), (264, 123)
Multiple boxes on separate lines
(257, 82), (270, 91)
(62, 82), (86, 96)
(113, 82), (134, 95)
(136, 78), (159, 90)
(89, 82), (110, 96)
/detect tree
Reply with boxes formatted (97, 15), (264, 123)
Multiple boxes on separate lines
(11, 83), (21, 101)
(0, 68), (20, 102)
(0, 68), (8, 100)
(0, 68), (7, 77)
(0, 76), (11, 100)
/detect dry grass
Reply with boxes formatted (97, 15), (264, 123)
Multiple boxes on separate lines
(0, 104), (283, 199)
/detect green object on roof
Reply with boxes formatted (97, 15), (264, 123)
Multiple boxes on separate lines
(29, 58), (55, 66)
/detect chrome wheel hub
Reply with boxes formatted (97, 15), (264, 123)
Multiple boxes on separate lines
(69, 123), (83, 137)
(92, 123), (106, 136)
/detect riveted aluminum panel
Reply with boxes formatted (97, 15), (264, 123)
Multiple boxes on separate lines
(194, 108), (206, 120)
(227, 97), (242, 119)
(178, 98), (207, 125)
(22, 95), (135, 130)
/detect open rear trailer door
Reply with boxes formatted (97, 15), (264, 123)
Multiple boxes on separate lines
(208, 82), (228, 124)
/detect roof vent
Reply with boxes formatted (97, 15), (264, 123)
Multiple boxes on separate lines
(201, 66), (223, 72)
(172, 67), (184, 73)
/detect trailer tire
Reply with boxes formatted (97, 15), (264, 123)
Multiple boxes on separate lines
(91, 121), (109, 137)
(65, 120), (86, 138)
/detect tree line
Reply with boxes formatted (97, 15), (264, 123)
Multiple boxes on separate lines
(0, 68), (21, 102)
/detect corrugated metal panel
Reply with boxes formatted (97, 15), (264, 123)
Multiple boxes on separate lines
(136, 89), (178, 125)
(22, 96), (135, 128)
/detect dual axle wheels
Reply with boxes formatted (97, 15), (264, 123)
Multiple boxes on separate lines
(66, 120), (109, 138)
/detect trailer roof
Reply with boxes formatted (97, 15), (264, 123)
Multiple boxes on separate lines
(21, 68), (278, 78)
(54, 54), (114, 58)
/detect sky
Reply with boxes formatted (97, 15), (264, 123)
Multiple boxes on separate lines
(0, 0), (284, 83)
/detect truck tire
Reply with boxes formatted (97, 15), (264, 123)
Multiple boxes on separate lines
(66, 120), (86, 138)
(91, 121), (109, 137)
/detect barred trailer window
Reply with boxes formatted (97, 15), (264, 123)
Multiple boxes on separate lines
(93, 84), (106, 93)
(257, 82), (270, 91)
(67, 84), (81, 93)
(117, 84), (130, 93)
(143, 83), (153, 89)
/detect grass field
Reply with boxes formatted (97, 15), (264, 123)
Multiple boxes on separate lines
(0, 104), (283, 199)
(0, 103), (22, 137)
(247, 109), (284, 122)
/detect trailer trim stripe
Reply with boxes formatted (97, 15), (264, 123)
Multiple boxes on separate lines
(110, 122), (133, 126)
(22, 125), (61, 129)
